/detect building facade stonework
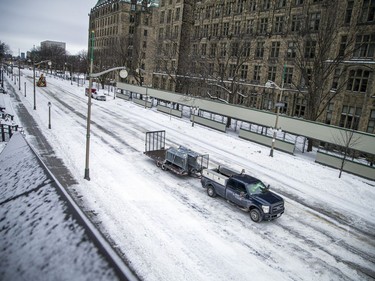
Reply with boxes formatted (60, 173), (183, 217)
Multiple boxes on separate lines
(89, 0), (375, 134)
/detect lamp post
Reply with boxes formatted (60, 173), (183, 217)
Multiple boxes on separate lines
(84, 30), (128, 180)
(18, 62), (21, 91)
(33, 60), (52, 110)
(48, 102), (52, 129)
(266, 64), (286, 157)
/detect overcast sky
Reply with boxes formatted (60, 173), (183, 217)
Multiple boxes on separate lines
(0, 0), (97, 56)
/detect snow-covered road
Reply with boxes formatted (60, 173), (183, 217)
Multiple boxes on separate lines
(6, 70), (375, 281)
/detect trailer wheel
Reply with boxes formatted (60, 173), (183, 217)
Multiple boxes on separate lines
(161, 164), (167, 171)
(206, 185), (217, 198)
(156, 161), (161, 168)
(250, 208), (262, 223)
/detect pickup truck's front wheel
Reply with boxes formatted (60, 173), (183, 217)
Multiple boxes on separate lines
(206, 185), (217, 198)
(250, 208), (262, 223)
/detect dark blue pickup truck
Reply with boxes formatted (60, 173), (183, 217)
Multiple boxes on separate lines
(201, 166), (284, 222)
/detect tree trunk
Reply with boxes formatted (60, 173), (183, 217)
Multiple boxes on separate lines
(307, 138), (313, 152)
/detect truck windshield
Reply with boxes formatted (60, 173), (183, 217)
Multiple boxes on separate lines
(246, 181), (267, 195)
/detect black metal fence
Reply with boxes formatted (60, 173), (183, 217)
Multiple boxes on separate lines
(1, 123), (22, 142)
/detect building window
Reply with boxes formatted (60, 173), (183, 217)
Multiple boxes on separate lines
(263, 93), (274, 110)
(253, 65), (261, 82)
(213, 23), (219, 36)
(309, 12), (320, 31)
(160, 11), (165, 23)
(291, 14), (302, 32)
(241, 65), (248, 80)
(223, 22), (230, 36)
(305, 40), (316, 59)
(219, 63), (225, 77)
(276, 0), (286, 8)
(159, 27), (164, 39)
(285, 67), (293, 84)
(268, 66), (277, 81)
(144, 30), (148, 36)
(229, 64), (236, 78)
(340, 106), (362, 130)
(347, 69), (370, 92)
(244, 41), (251, 57)
(259, 18), (268, 34)
(174, 25), (179, 38)
(248, 0), (256, 11)
(280, 95), (288, 114)
(294, 98), (306, 117)
(192, 44), (198, 55)
(367, 109), (375, 133)
(339, 36), (348, 57)
(210, 43), (217, 56)
(331, 68), (341, 90)
(345, 1), (354, 24)
(231, 42), (239, 56)
(325, 102), (334, 124)
(246, 19), (255, 34)
(167, 9), (172, 23)
(205, 6), (211, 19)
(295, 0), (304, 4)
(255, 41), (265, 58)
(194, 26), (200, 38)
(220, 43), (227, 57)
(274, 16), (284, 33)
(208, 63), (214, 75)
(270, 42), (280, 58)
(262, 0), (271, 10)
(361, 0), (375, 22)
(201, 43), (207, 56)
(236, 0), (245, 13)
(225, 2), (232, 15)
(130, 15), (135, 23)
(203, 24), (209, 37)
(287, 42), (297, 58)
(234, 21), (241, 35)
(215, 4), (221, 17)
(354, 34), (375, 58)
(175, 7), (181, 21)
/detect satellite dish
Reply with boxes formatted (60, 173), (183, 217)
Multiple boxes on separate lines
(119, 69), (128, 78)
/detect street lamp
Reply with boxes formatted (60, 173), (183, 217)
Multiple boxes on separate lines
(266, 64), (286, 157)
(65, 62), (73, 85)
(84, 29), (128, 180)
(18, 61), (21, 91)
(32, 60), (52, 110)
(48, 102), (52, 129)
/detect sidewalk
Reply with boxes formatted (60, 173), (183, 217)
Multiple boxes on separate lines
(2, 76), (77, 188)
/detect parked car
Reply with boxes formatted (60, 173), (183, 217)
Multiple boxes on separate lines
(85, 88), (96, 97)
(93, 91), (106, 101)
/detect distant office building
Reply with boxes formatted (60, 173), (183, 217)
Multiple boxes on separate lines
(40, 40), (66, 51)
(20, 53), (25, 60)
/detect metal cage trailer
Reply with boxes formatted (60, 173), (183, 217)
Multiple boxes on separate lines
(144, 130), (209, 176)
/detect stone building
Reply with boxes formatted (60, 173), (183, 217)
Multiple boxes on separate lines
(89, 0), (375, 134)
(89, 0), (158, 85)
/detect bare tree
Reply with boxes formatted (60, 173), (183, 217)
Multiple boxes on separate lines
(332, 129), (362, 178)
(288, 0), (369, 151)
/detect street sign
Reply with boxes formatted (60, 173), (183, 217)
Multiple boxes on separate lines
(275, 102), (285, 108)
